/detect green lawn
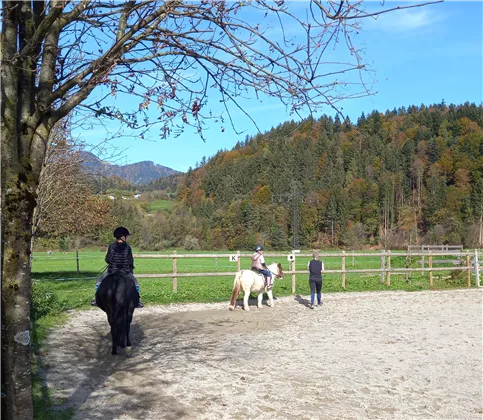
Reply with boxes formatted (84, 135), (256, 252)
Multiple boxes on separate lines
(31, 250), (477, 312)
(148, 199), (174, 212)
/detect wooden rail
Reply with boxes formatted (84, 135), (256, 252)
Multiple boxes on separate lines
(133, 249), (482, 293)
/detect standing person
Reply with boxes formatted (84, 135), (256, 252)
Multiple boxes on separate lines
(307, 250), (324, 309)
(91, 226), (144, 308)
(251, 245), (273, 289)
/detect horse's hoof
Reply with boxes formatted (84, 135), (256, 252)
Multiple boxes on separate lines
(229, 306), (235, 311)
(244, 307), (250, 311)
(111, 350), (117, 355)
(125, 346), (133, 356)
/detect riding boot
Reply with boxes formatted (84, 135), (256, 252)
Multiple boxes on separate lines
(137, 293), (144, 308)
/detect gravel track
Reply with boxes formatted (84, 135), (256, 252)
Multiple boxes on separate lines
(42, 289), (483, 420)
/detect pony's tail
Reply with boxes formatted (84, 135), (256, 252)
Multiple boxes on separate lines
(114, 309), (127, 349)
(229, 271), (242, 311)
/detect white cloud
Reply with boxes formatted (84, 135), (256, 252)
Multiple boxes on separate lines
(367, 8), (445, 33)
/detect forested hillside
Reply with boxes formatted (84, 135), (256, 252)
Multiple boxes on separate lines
(175, 102), (483, 250)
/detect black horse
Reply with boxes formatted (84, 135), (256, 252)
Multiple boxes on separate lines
(95, 271), (139, 355)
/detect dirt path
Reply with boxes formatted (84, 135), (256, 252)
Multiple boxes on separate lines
(42, 289), (482, 420)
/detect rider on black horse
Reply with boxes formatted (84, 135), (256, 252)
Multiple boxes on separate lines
(91, 226), (144, 308)
(251, 245), (273, 289)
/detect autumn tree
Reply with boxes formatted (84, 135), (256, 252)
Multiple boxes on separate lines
(1, 1), (443, 418)
(33, 119), (112, 245)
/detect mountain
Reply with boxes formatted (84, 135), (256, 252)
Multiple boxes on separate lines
(81, 152), (182, 185)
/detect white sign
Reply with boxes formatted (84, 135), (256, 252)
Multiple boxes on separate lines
(292, 250), (301, 253)
(229, 255), (238, 262)
(287, 254), (295, 261)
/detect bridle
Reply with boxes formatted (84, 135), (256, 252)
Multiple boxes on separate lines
(268, 264), (283, 279)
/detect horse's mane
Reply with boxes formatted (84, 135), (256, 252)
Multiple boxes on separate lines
(266, 262), (281, 273)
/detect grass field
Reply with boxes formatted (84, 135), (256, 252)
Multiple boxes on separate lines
(148, 199), (174, 212)
(31, 249), (477, 311)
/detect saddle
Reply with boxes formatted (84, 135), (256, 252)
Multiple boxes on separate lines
(251, 268), (273, 290)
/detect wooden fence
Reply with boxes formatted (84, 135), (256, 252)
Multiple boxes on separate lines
(407, 245), (464, 252)
(408, 245), (464, 267)
(133, 249), (482, 293)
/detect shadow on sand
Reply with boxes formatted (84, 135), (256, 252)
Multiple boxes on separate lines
(40, 306), (242, 419)
(294, 294), (312, 308)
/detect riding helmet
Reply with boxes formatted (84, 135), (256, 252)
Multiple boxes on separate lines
(113, 226), (131, 238)
(255, 245), (264, 252)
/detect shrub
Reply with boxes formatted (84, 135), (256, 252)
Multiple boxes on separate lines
(154, 240), (171, 251)
(31, 282), (64, 320)
(183, 235), (200, 250)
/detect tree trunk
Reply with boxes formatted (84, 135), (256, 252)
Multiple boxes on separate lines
(1, 175), (37, 420)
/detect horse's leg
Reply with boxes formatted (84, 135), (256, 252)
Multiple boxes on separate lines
(126, 312), (133, 348)
(107, 313), (118, 355)
(243, 289), (250, 311)
(267, 289), (274, 307)
(112, 318), (120, 355)
(111, 324), (118, 355)
(257, 292), (263, 308)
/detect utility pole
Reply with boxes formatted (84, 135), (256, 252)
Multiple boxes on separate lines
(290, 179), (300, 249)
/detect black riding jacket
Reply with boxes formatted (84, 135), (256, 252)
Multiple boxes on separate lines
(105, 241), (134, 274)
(308, 259), (323, 282)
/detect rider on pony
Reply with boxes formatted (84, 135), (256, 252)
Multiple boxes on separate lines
(251, 245), (273, 289)
(91, 226), (144, 308)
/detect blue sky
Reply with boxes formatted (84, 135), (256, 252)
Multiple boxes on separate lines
(74, 1), (482, 173)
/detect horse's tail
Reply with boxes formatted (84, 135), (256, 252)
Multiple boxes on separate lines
(112, 307), (127, 349)
(113, 282), (134, 349)
(229, 271), (242, 311)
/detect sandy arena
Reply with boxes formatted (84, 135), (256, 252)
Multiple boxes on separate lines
(41, 289), (483, 420)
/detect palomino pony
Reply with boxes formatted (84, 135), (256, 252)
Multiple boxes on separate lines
(229, 262), (284, 311)
(96, 271), (139, 355)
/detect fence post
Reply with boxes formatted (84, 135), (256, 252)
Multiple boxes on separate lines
(429, 251), (433, 287)
(237, 250), (241, 272)
(341, 250), (346, 289)
(475, 249), (480, 288)
(76, 250), (80, 274)
(405, 250), (410, 282)
(386, 250), (391, 286)
(466, 252), (471, 287)
(352, 250), (355, 267)
(380, 250), (385, 284)
(291, 254), (296, 294)
(173, 250), (177, 293)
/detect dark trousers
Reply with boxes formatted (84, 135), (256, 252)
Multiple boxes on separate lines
(309, 279), (322, 305)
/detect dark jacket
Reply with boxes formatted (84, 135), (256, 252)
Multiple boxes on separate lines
(105, 241), (134, 274)
(308, 259), (323, 282)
